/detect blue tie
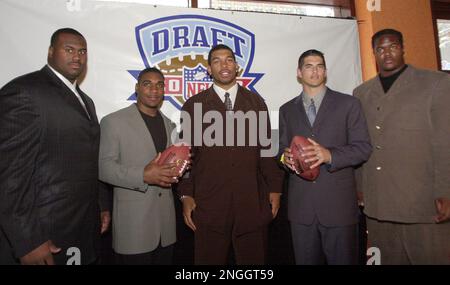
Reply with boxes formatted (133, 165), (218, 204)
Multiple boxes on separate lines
(307, 98), (316, 126)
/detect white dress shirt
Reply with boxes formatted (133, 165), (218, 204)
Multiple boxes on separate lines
(213, 83), (239, 109)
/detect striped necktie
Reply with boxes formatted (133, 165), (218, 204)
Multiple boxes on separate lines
(224, 92), (233, 111)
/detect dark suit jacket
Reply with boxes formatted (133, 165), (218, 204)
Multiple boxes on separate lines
(278, 88), (372, 227)
(178, 85), (284, 235)
(0, 66), (102, 264)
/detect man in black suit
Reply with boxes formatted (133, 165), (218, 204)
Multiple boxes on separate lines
(0, 28), (110, 265)
(279, 49), (372, 265)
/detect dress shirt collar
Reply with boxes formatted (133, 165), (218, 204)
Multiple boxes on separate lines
(213, 83), (239, 107)
(301, 86), (327, 111)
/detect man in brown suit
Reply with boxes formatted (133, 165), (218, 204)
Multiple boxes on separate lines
(354, 29), (450, 264)
(178, 44), (284, 265)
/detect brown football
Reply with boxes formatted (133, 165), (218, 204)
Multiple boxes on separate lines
(290, 136), (320, 181)
(157, 143), (190, 176)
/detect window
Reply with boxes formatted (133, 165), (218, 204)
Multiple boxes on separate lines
(437, 19), (450, 71)
(94, 0), (352, 18)
(431, 0), (450, 72)
(95, 0), (190, 7)
(208, 0), (351, 18)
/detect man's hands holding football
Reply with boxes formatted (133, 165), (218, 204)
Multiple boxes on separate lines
(144, 153), (180, 187)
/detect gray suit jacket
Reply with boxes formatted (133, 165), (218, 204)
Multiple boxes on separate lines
(279, 88), (372, 227)
(99, 104), (176, 254)
(353, 65), (450, 223)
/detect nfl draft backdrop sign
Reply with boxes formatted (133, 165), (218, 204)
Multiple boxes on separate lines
(0, 0), (362, 126)
(128, 15), (262, 110)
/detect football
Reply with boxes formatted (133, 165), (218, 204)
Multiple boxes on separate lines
(289, 136), (320, 181)
(157, 143), (190, 176)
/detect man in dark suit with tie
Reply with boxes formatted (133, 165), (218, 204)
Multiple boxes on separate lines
(0, 28), (110, 265)
(279, 49), (372, 265)
(178, 44), (284, 265)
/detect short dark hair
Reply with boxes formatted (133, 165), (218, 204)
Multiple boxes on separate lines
(137, 67), (165, 83)
(50, 28), (85, 47)
(298, 49), (326, 69)
(372, 29), (403, 49)
(208, 44), (236, 65)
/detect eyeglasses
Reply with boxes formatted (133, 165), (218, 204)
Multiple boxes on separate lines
(141, 81), (165, 90)
(375, 44), (402, 55)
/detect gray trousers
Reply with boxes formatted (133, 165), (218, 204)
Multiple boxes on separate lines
(367, 217), (450, 265)
(290, 218), (358, 265)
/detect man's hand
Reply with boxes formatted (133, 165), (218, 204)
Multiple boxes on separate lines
(100, 210), (111, 234)
(282, 148), (299, 174)
(181, 195), (197, 231)
(357, 191), (364, 207)
(435, 197), (450, 223)
(20, 240), (61, 265)
(303, 138), (332, 169)
(143, 153), (180, 187)
(269, 192), (282, 218)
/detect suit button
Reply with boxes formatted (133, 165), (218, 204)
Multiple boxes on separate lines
(158, 193), (162, 197)
(376, 146), (382, 150)
(375, 126), (381, 130)
(312, 181), (317, 184)
(376, 167), (382, 171)
(311, 134), (315, 137)
(377, 107), (381, 111)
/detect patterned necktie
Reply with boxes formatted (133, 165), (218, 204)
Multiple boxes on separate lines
(224, 92), (233, 111)
(307, 98), (317, 126)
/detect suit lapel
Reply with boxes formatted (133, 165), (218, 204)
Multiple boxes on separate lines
(293, 95), (312, 130)
(77, 87), (96, 122)
(312, 88), (334, 129)
(206, 85), (253, 112)
(161, 113), (173, 147)
(371, 65), (414, 100)
(128, 104), (157, 155)
(385, 65), (414, 97)
(42, 66), (92, 121)
(206, 87), (226, 111)
(234, 85), (254, 113)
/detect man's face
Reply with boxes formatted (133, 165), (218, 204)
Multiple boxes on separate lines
(373, 34), (405, 76)
(297, 55), (327, 88)
(136, 72), (165, 110)
(48, 33), (87, 83)
(207, 48), (238, 89)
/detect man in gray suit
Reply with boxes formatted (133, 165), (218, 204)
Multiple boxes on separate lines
(279, 49), (372, 265)
(354, 29), (450, 264)
(99, 67), (182, 265)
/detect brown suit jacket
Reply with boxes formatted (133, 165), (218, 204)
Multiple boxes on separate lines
(354, 65), (450, 223)
(178, 85), (284, 235)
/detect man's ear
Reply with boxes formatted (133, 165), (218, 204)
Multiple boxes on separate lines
(297, 68), (303, 80)
(48, 46), (54, 59)
(207, 66), (211, 75)
(135, 83), (139, 94)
